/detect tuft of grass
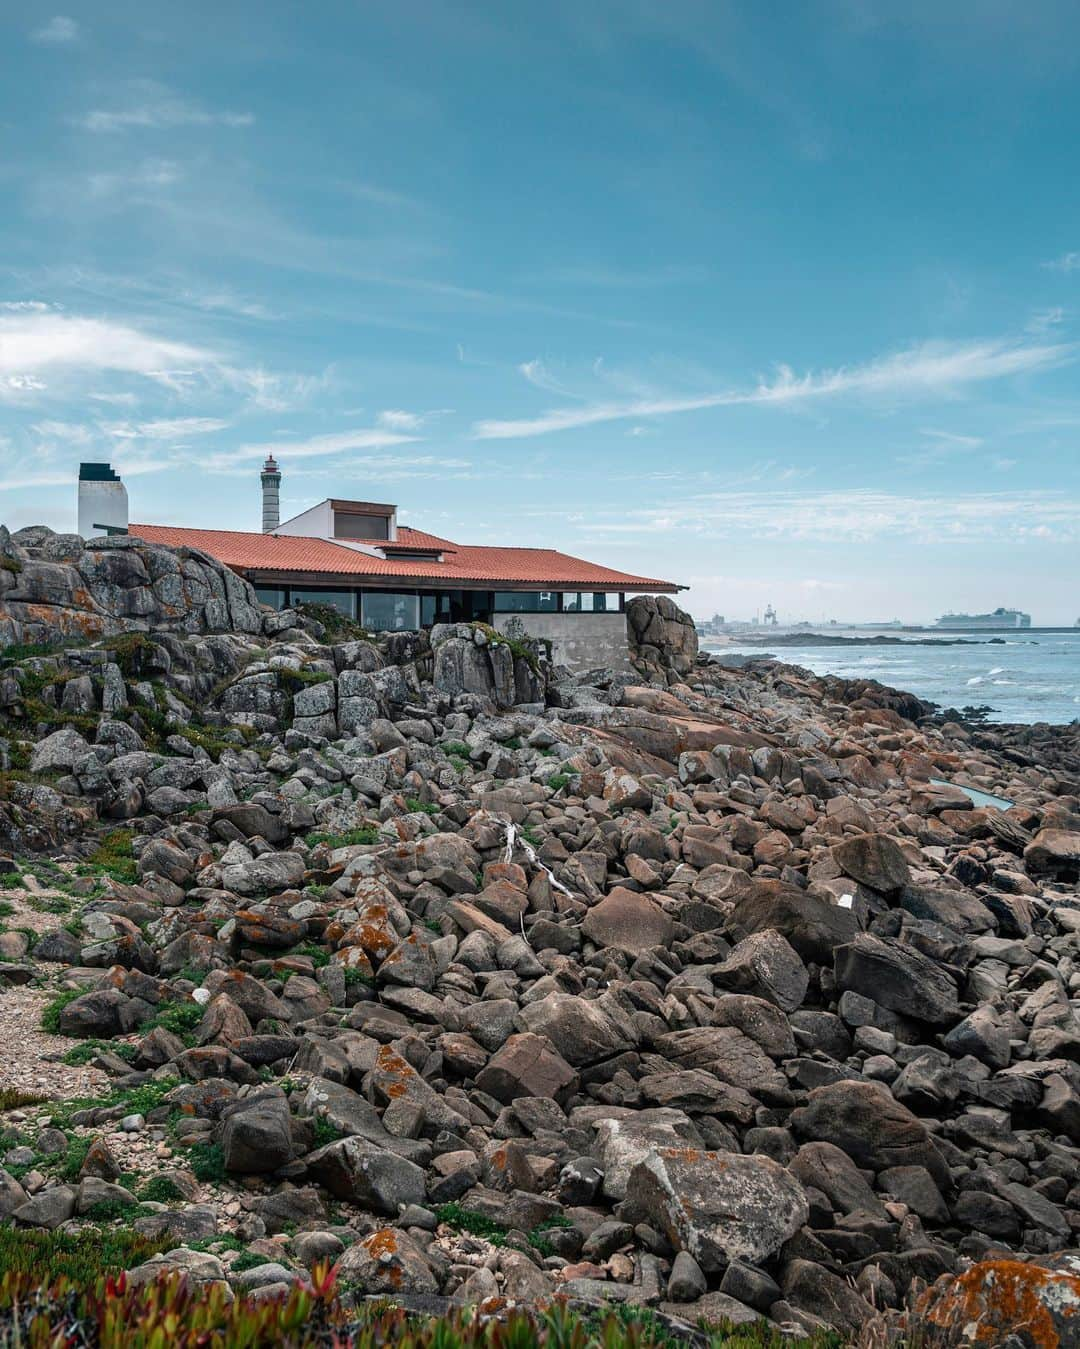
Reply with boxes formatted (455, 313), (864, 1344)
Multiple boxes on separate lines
(286, 941), (330, 969)
(40, 986), (83, 1034)
(81, 828), (137, 885)
(146, 1000), (203, 1038)
(547, 773), (573, 793)
(0, 1086), (48, 1111)
(404, 797), (438, 816)
(61, 1040), (137, 1067)
(0, 1225), (170, 1285)
(311, 1117), (342, 1149)
(304, 827), (378, 849)
(138, 1174), (186, 1204)
(186, 1140), (226, 1184)
(433, 1202), (507, 1246)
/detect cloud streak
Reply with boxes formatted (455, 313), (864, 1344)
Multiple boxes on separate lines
(197, 428), (420, 472)
(574, 488), (1080, 546)
(31, 15), (78, 43)
(473, 338), (1073, 439)
(80, 83), (253, 133)
(0, 312), (210, 390)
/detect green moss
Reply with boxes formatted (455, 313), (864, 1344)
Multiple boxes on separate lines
(547, 773), (573, 792)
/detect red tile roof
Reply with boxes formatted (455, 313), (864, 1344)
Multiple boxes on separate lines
(128, 523), (680, 591)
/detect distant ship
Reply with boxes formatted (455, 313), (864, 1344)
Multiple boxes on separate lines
(935, 607), (1031, 630)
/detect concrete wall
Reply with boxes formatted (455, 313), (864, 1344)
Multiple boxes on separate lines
(494, 611), (630, 673)
(77, 479), (128, 539)
(277, 500), (332, 538)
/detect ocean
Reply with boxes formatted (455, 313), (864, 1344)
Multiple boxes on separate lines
(703, 629), (1080, 726)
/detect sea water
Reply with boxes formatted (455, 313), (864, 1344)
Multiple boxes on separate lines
(704, 629), (1080, 726)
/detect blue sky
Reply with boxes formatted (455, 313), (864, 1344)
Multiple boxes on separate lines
(2, 1), (1079, 624)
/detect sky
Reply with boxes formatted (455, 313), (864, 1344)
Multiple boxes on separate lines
(2, 1), (1080, 625)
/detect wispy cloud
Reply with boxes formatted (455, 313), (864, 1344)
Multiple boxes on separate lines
(0, 311), (210, 392)
(574, 488), (1080, 546)
(31, 15), (78, 43)
(87, 159), (182, 197)
(103, 417), (229, 441)
(1043, 252), (1080, 273)
(473, 338), (1073, 439)
(376, 409), (423, 430)
(80, 82), (253, 133)
(197, 428), (420, 473)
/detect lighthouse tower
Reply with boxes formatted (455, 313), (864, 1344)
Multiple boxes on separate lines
(261, 456), (281, 533)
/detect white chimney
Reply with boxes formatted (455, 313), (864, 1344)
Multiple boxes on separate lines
(77, 463), (128, 538)
(261, 455), (281, 532)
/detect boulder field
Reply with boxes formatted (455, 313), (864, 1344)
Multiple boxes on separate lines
(1, 526), (1079, 1343)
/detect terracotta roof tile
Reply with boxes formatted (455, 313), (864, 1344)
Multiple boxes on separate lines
(128, 523), (680, 591)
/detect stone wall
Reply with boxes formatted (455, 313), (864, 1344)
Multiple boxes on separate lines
(494, 611), (631, 673)
(626, 594), (699, 682)
(0, 526), (262, 648)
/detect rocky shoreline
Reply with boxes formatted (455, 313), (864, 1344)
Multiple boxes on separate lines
(1, 525), (1080, 1346)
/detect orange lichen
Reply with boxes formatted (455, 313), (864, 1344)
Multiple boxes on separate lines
(374, 1045), (415, 1099)
(917, 1258), (1080, 1349)
(364, 1229), (399, 1258)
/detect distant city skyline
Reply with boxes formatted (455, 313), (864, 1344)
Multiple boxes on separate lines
(1, 2), (1079, 622)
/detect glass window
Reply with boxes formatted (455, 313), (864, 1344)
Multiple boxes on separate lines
(289, 588), (356, 618)
(595, 593), (622, 612)
(334, 513), (389, 540)
(562, 592), (599, 612)
(253, 585), (286, 609)
(362, 591), (420, 632)
(494, 591), (558, 613)
(420, 593), (437, 626)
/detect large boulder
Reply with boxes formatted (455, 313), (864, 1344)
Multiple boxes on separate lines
(220, 1092), (294, 1174)
(1024, 829), (1080, 882)
(518, 993), (634, 1067)
(713, 930), (809, 1012)
(791, 1080), (949, 1187)
(625, 1149), (808, 1269)
(834, 933), (959, 1026)
(626, 595), (699, 679)
(474, 1033), (579, 1105)
(333, 1228), (438, 1295)
(831, 832), (910, 895)
(728, 882), (860, 965)
(582, 887), (674, 954)
(915, 1251), (1080, 1347)
(305, 1136), (426, 1215)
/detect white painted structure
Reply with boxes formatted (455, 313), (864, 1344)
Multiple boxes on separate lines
(260, 456), (281, 533)
(77, 464), (128, 539)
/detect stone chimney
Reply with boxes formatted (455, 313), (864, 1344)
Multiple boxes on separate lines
(77, 463), (129, 538)
(261, 455), (281, 532)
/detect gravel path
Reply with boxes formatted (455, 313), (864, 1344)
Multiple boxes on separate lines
(0, 881), (106, 1105)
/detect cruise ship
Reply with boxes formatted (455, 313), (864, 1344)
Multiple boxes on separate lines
(935, 607), (1031, 630)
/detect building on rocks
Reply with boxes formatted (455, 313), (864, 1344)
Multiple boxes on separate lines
(94, 458), (686, 673)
